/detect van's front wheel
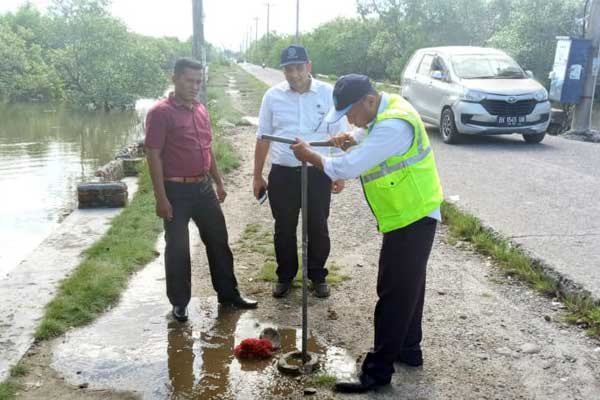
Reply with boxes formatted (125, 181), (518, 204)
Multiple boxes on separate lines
(523, 132), (546, 143)
(440, 108), (462, 144)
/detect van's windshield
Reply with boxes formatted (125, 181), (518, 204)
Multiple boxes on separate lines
(451, 54), (526, 79)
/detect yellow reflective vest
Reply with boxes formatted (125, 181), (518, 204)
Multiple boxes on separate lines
(361, 94), (443, 233)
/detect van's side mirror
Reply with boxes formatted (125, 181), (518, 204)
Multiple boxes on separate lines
(431, 70), (445, 81)
(525, 70), (534, 79)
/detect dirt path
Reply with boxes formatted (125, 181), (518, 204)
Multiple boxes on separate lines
(10, 66), (600, 400)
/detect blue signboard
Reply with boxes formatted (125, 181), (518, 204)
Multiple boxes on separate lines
(549, 37), (593, 104)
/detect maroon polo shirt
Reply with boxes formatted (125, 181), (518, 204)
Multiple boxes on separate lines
(144, 93), (212, 177)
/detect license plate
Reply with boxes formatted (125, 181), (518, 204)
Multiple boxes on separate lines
(497, 116), (526, 127)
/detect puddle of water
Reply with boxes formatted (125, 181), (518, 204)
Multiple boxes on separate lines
(53, 253), (355, 399)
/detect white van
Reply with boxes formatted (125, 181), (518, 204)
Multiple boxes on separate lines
(401, 46), (551, 144)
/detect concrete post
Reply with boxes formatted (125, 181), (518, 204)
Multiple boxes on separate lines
(192, 0), (207, 104)
(571, 0), (600, 134)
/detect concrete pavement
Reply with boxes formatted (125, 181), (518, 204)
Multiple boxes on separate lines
(240, 62), (600, 301)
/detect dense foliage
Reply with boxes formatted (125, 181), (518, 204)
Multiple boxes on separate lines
(0, 0), (225, 108)
(0, 0), (588, 105)
(246, 0), (585, 85)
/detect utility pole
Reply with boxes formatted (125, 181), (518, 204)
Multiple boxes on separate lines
(263, 2), (273, 64)
(571, 0), (600, 134)
(266, 2), (271, 42)
(192, 0), (206, 104)
(254, 17), (259, 43)
(247, 28), (252, 60)
(295, 0), (299, 42)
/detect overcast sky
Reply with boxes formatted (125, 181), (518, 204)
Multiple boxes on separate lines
(0, 0), (359, 50)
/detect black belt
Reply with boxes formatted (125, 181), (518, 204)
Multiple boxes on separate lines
(272, 164), (315, 171)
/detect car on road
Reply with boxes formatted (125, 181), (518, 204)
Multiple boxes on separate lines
(401, 46), (551, 144)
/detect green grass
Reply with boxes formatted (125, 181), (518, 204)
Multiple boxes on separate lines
(206, 60), (272, 174)
(239, 223), (275, 257)
(240, 223), (350, 286)
(442, 201), (600, 337)
(34, 167), (164, 340)
(9, 364), (28, 378)
(1, 364), (28, 398)
(258, 260), (348, 287)
(234, 68), (269, 113)
(311, 373), (337, 388)
(374, 81), (402, 95)
(207, 62), (245, 125)
(317, 74), (401, 95)
(0, 381), (19, 400)
(211, 133), (240, 174)
(207, 61), (269, 123)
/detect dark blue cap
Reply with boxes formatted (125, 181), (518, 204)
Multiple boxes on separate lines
(280, 45), (309, 67)
(326, 74), (374, 123)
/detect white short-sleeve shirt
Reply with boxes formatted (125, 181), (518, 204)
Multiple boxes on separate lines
(257, 78), (348, 167)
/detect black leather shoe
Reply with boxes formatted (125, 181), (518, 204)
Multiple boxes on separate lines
(272, 282), (292, 298)
(172, 306), (188, 322)
(219, 294), (258, 309)
(334, 373), (389, 393)
(313, 282), (330, 298)
(396, 348), (423, 367)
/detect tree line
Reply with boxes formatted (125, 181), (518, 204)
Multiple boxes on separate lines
(0, 0), (588, 107)
(246, 0), (585, 87)
(0, 0), (224, 109)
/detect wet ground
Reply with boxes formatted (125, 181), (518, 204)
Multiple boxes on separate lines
(51, 238), (355, 400)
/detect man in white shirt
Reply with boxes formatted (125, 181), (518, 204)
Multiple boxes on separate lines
(253, 45), (348, 299)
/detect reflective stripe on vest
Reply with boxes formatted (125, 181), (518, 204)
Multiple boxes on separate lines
(359, 93), (443, 233)
(361, 101), (429, 184)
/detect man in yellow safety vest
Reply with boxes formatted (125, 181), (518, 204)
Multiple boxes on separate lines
(292, 74), (443, 393)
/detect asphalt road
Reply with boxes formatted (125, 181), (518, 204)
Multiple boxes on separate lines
(240, 62), (600, 301)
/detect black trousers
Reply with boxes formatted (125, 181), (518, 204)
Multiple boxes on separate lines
(267, 164), (332, 283)
(163, 180), (238, 307)
(362, 216), (437, 383)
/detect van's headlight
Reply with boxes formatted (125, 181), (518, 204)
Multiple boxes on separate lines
(460, 89), (486, 102)
(534, 89), (548, 102)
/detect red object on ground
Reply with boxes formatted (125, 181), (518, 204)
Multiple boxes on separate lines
(234, 338), (274, 359)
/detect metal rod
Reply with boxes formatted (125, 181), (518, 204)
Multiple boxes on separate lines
(259, 134), (331, 147)
(301, 160), (308, 363)
(304, 140), (331, 147)
(260, 134), (295, 144)
(259, 134), (334, 366)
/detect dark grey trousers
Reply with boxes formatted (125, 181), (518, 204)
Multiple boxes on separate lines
(362, 216), (437, 383)
(267, 164), (332, 284)
(163, 179), (238, 307)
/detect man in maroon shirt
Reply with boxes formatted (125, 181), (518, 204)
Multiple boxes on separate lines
(145, 58), (257, 322)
